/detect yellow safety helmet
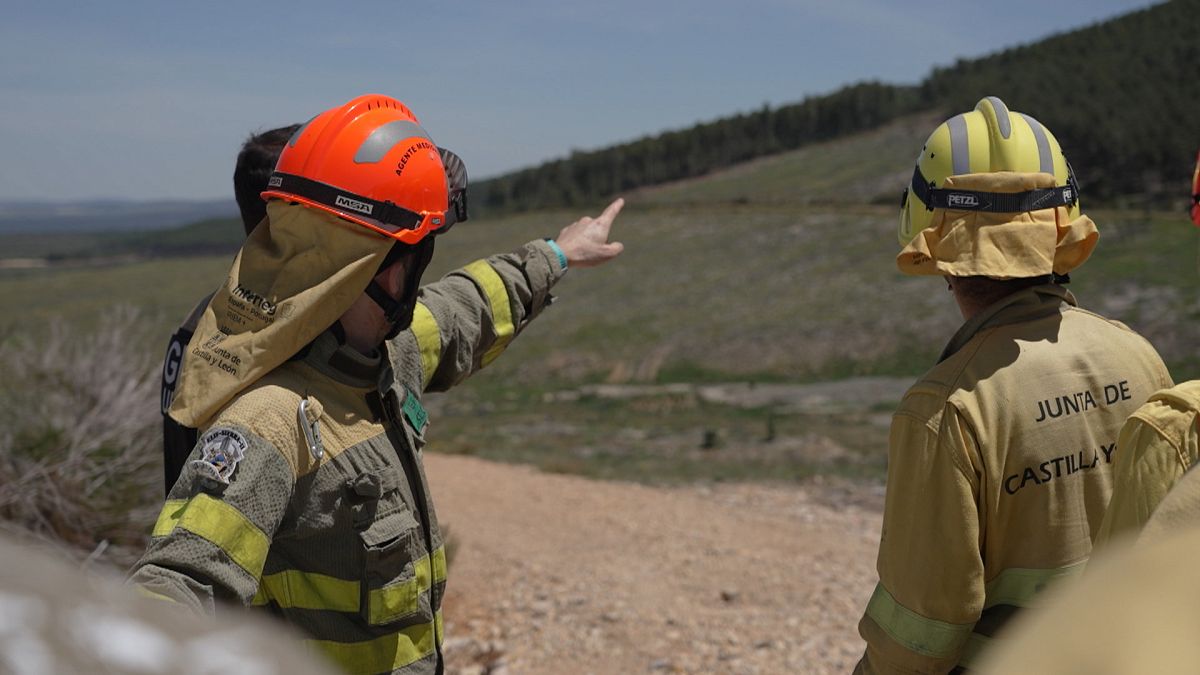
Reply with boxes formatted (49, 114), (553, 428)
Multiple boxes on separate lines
(898, 96), (1080, 245)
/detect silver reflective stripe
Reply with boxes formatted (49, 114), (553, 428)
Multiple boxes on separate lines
(947, 114), (970, 176)
(986, 97), (1012, 139)
(354, 120), (433, 164)
(288, 117), (313, 148)
(1020, 113), (1054, 174)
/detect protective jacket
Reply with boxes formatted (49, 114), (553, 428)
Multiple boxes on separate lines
(855, 284), (1171, 674)
(132, 240), (566, 675)
(1093, 381), (1200, 547)
(975, 523), (1200, 675)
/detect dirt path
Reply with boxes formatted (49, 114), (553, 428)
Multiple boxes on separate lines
(427, 453), (883, 674)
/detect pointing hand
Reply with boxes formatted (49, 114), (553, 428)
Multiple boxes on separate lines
(554, 198), (626, 268)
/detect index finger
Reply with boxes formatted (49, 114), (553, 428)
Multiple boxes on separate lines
(596, 198), (625, 226)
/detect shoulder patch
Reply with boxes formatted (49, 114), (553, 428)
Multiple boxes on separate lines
(190, 427), (249, 484)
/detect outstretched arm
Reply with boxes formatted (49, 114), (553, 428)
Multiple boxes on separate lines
(388, 199), (625, 393)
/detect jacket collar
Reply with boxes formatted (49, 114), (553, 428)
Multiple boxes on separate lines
(939, 284), (1077, 362)
(301, 328), (382, 389)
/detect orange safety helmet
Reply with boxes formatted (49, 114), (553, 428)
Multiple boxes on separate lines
(261, 94), (449, 244)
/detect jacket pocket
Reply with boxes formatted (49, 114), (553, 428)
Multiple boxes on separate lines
(359, 508), (428, 625)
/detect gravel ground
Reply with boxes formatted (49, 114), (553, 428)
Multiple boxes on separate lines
(428, 454), (883, 674)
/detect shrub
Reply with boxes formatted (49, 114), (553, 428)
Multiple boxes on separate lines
(0, 307), (160, 567)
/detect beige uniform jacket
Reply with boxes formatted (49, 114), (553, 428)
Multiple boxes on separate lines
(977, 522), (1200, 674)
(132, 240), (566, 675)
(1092, 381), (1200, 548)
(855, 285), (1171, 674)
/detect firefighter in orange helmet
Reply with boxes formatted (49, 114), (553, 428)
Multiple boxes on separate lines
(130, 94), (625, 675)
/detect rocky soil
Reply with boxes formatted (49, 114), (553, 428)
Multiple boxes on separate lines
(428, 454), (883, 674)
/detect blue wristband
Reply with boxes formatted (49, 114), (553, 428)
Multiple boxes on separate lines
(545, 238), (568, 271)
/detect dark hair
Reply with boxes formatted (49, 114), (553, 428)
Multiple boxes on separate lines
(233, 124), (301, 235)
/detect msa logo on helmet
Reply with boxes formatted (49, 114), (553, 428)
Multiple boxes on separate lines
(335, 195), (374, 216)
(267, 176), (283, 188)
(946, 193), (980, 209)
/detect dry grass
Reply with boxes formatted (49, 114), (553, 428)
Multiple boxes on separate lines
(0, 306), (160, 567)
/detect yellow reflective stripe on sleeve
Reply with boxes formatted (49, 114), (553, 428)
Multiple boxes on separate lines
(983, 561), (1086, 609)
(463, 260), (514, 367)
(309, 621), (436, 675)
(258, 569), (360, 613)
(436, 610), (444, 646)
(432, 545), (447, 584)
(151, 500), (188, 537)
(164, 493), (270, 579)
(368, 554), (433, 625)
(412, 302), (441, 390)
(864, 583), (973, 659)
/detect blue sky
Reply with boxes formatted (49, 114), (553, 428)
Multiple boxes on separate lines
(0, 0), (1158, 201)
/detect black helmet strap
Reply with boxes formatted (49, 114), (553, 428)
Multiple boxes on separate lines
(364, 238), (435, 341)
(907, 163), (1080, 214)
(266, 172), (433, 233)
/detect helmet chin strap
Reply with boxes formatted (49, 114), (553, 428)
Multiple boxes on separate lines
(363, 280), (415, 340)
(363, 238), (435, 341)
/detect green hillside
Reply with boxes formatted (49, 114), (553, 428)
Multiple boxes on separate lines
(478, 0), (1197, 213)
(633, 113), (939, 208)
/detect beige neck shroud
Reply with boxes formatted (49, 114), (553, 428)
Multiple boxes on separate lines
(897, 172), (1098, 279)
(169, 201), (394, 429)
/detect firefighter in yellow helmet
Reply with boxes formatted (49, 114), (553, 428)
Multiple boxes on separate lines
(129, 94), (625, 675)
(1090, 149), (1200, 548)
(853, 97), (1172, 674)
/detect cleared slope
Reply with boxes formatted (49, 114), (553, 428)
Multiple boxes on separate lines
(631, 112), (938, 207)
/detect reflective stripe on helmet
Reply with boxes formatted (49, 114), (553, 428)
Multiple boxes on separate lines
(354, 120), (434, 164)
(1019, 114), (1055, 174)
(985, 96), (1012, 139)
(947, 114), (971, 176)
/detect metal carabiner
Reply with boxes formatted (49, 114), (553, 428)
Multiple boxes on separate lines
(298, 398), (324, 460)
